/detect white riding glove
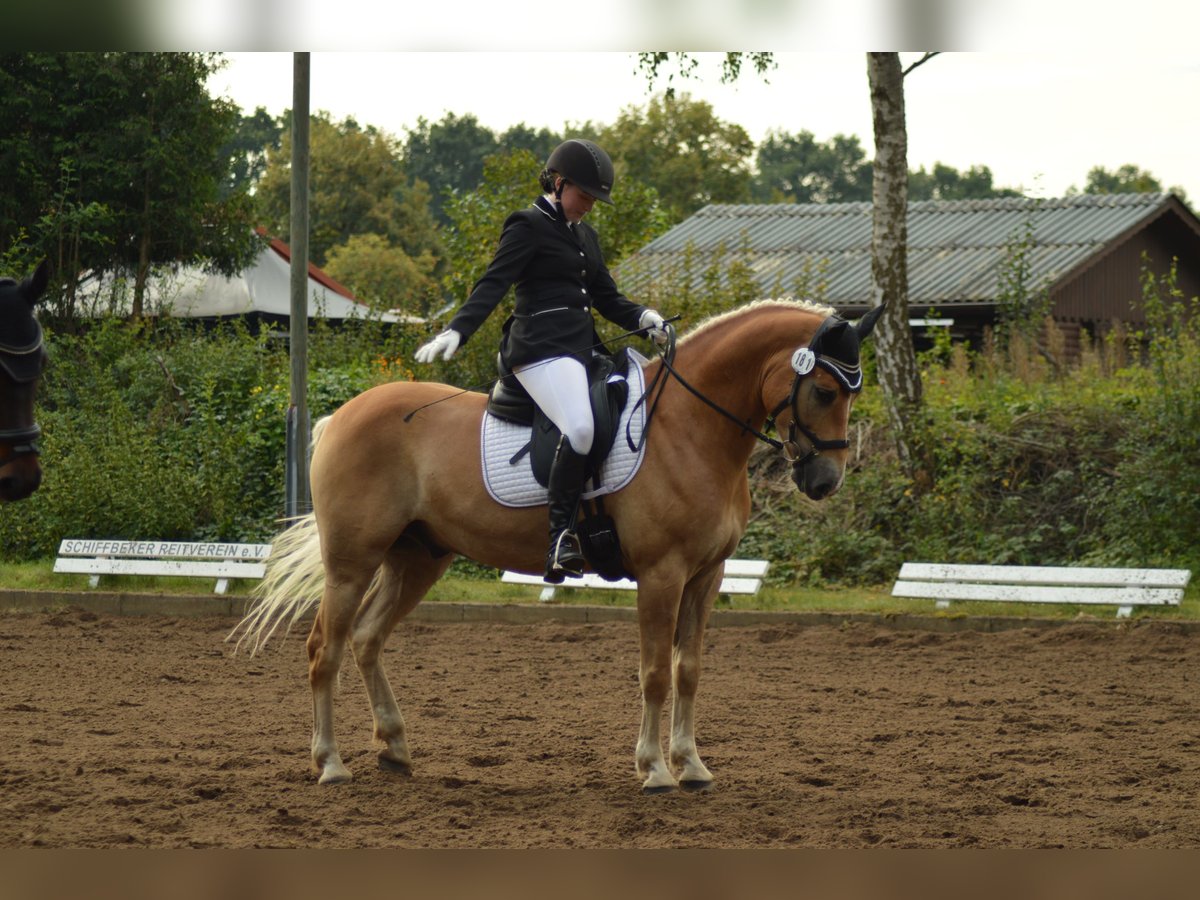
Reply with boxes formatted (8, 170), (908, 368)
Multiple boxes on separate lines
(639, 309), (669, 347)
(413, 329), (461, 363)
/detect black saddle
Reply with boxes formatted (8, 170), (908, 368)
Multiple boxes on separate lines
(486, 349), (632, 488)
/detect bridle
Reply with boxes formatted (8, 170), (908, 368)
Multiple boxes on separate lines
(764, 316), (865, 464)
(630, 316), (863, 464)
(0, 314), (46, 462)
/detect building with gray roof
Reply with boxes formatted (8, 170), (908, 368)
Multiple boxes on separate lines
(616, 193), (1200, 352)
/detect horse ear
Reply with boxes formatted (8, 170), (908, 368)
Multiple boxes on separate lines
(855, 304), (885, 341)
(22, 259), (50, 306)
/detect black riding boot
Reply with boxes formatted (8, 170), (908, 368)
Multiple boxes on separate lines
(544, 436), (588, 583)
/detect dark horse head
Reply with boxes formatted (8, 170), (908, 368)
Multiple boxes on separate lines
(0, 260), (50, 502)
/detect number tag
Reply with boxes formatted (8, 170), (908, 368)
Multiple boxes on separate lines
(791, 347), (815, 375)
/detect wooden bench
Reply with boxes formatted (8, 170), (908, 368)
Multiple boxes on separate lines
(892, 562), (1192, 618)
(54, 539), (272, 595)
(501, 559), (770, 604)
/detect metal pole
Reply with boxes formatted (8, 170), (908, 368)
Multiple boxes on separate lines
(285, 51), (311, 519)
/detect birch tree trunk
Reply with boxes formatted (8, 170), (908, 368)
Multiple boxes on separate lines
(867, 52), (928, 485)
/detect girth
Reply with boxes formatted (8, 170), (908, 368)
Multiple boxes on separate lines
(486, 349), (632, 488)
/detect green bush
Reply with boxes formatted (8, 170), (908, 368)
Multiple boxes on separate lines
(4, 263), (1198, 589)
(736, 296), (1200, 585)
(0, 314), (419, 558)
(1089, 262), (1200, 565)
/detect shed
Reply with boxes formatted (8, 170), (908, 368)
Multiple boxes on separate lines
(75, 233), (420, 324)
(616, 193), (1200, 352)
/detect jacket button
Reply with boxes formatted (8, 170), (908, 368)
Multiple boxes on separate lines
(579, 251), (585, 257)
(581, 288), (587, 294)
(580, 269), (586, 276)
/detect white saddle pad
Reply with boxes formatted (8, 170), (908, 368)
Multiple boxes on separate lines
(481, 350), (649, 508)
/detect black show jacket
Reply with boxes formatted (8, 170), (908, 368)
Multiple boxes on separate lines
(447, 196), (647, 369)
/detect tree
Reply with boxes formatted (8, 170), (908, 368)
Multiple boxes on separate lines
(401, 113), (503, 225)
(752, 129), (873, 203)
(101, 53), (261, 317)
(867, 52), (930, 485)
(497, 124), (562, 167)
(402, 116), (569, 227)
(1072, 163), (1184, 198)
(254, 112), (442, 270)
(322, 232), (439, 315)
(586, 177), (673, 268)
(635, 52), (777, 100)
(435, 149), (541, 382)
(637, 51), (936, 484)
(218, 105), (284, 199)
(598, 93), (755, 222)
(909, 162), (1021, 200)
(755, 136), (1019, 205)
(0, 52), (260, 318)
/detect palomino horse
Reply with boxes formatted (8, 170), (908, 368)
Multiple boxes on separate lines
(0, 260), (50, 503)
(234, 298), (883, 791)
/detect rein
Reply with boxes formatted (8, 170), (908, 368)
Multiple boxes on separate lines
(402, 316), (682, 423)
(630, 323), (851, 465)
(628, 326), (781, 453)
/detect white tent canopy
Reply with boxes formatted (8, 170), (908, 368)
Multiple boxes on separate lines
(76, 235), (418, 323)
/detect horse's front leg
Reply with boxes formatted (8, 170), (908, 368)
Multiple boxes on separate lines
(635, 581), (683, 793)
(670, 565), (721, 791)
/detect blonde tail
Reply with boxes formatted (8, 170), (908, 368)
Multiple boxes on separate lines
(226, 416), (338, 655)
(227, 513), (326, 655)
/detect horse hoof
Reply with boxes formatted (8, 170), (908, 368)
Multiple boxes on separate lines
(318, 769), (352, 786)
(378, 755), (413, 777)
(680, 779), (714, 793)
(641, 783), (677, 795)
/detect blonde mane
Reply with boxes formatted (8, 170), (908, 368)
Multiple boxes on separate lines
(678, 297), (837, 346)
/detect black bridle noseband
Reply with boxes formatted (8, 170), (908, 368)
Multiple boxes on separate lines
(631, 318), (863, 464)
(764, 361), (849, 465)
(0, 316), (47, 460)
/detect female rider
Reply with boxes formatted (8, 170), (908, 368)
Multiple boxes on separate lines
(414, 138), (667, 582)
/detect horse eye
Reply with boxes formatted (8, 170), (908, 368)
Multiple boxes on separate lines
(814, 387), (836, 405)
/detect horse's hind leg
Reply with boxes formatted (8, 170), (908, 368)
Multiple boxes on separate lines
(670, 565), (721, 791)
(350, 541), (454, 777)
(307, 570), (375, 785)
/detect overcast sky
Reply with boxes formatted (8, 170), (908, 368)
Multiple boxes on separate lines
(206, 51), (1200, 204)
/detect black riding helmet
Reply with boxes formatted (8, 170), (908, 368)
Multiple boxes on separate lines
(544, 139), (615, 205)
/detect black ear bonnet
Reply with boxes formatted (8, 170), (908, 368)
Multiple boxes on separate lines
(0, 276), (46, 383)
(803, 306), (883, 393)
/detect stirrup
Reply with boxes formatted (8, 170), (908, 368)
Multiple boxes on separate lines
(545, 530), (585, 583)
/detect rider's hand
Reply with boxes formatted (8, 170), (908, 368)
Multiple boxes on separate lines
(413, 329), (461, 363)
(639, 309), (669, 347)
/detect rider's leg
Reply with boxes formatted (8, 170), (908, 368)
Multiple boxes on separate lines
(514, 357), (594, 582)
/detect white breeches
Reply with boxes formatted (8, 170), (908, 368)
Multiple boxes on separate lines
(514, 356), (594, 455)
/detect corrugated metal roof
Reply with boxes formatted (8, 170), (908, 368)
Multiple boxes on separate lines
(616, 193), (1183, 310)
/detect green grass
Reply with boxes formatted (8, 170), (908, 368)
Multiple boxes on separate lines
(3, 559), (1197, 623)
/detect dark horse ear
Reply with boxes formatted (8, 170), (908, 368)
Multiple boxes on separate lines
(22, 259), (49, 306)
(855, 304), (885, 341)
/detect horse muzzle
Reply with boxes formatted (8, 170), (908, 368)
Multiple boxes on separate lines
(0, 460), (41, 502)
(0, 427), (42, 501)
(791, 455), (844, 501)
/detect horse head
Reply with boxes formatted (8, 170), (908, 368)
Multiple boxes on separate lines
(0, 259), (50, 502)
(765, 304), (884, 501)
